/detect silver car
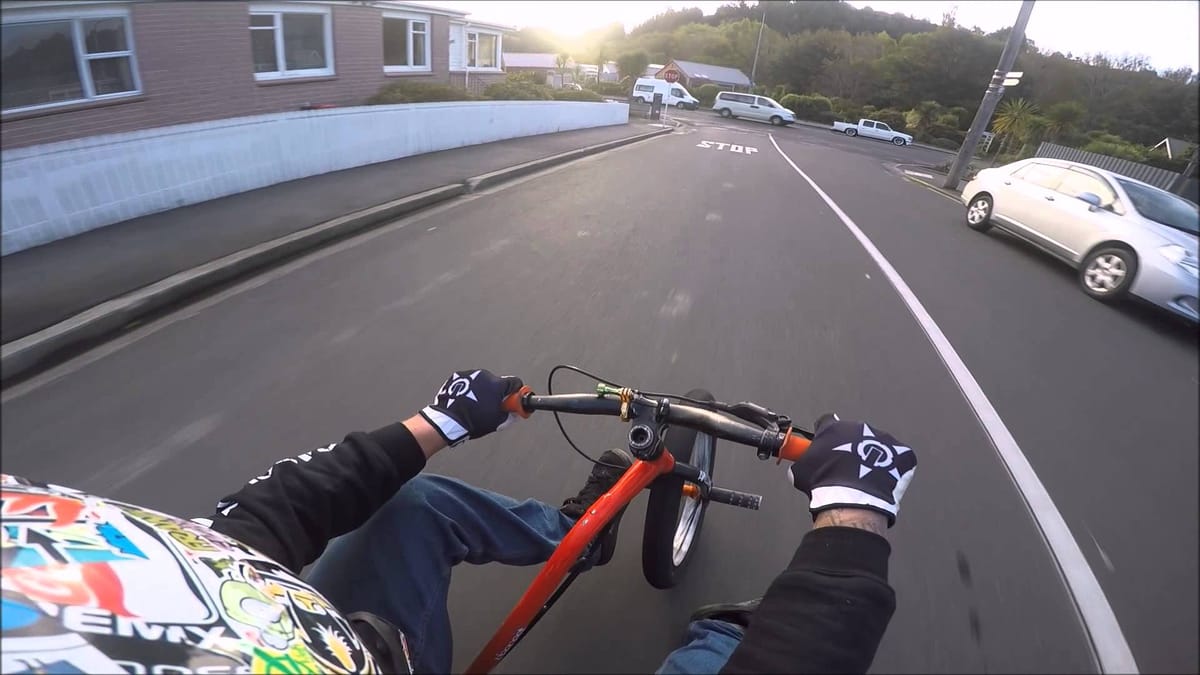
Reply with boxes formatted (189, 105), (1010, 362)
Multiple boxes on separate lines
(961, 158), (1199, 322)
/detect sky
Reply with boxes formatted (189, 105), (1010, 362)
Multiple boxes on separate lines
(418, 1), (1200, 72)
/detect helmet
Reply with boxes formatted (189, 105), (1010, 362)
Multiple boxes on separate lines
(1, 474), (379, 674)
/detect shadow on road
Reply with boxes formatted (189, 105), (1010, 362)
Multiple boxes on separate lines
(985, 228), (1199, 347)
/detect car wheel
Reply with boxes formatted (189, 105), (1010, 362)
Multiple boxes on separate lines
(636, 96), (647, 104)
(770, 115), (783, 126)
(675, 102), (686, 109)
(1079, 246), (1137, 301)
(892, 137), (906, 146)
(965, 194), (993, 232)
(719, 108), (732, 118)
(845, 128), (857, 137)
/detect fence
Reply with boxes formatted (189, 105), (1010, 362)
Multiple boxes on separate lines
(1034, 142), (1180, 189)
(1, 101), (628, 256)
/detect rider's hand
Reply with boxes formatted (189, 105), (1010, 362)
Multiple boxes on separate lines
(419, 369), (524, 446)
(787, 414), (917, 527)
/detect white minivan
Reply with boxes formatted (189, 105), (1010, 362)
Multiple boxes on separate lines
(712, 91), (795, 126)
(631, 77), (699, 109)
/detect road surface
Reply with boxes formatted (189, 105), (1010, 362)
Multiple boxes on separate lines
(3, 113), (1196, 673)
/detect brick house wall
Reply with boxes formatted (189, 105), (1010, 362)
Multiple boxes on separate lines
(0, 2), (505, 150)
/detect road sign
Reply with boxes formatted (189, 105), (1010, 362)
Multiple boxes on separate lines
(663, 70), (679, 83)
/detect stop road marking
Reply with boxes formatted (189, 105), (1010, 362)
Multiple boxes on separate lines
(696, 140), (758, 155)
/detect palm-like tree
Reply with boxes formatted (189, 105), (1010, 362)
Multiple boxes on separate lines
(1043, 101), (1086, 142)
(991, 98), (1041, 156)
(904, 100), (944, 140)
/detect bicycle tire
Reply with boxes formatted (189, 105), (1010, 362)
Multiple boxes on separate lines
(642, 388), (717, 589)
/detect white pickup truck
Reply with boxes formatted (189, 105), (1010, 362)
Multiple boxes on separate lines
(831, 118), (914, 146)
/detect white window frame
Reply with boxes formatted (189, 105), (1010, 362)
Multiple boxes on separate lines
(249, 3), (335, 81)
(0, 5), (141, 115)
(465, 29), (501, 72)
(382, 10), (431, 73)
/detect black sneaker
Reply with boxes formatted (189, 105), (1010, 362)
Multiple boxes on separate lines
(689, 597), (762, 628)
(561, 449), (634, 567)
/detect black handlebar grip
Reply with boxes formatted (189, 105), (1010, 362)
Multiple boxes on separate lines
(708, 487), (762, 510)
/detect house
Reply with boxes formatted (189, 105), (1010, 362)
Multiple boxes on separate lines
(575, 61), (618, 83)
(1152, 137), (1198, 160)
(656, 60), (751, 91)
(0, 0), (511, 150)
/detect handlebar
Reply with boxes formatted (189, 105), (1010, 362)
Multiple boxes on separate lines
(502, 387), (810, 462)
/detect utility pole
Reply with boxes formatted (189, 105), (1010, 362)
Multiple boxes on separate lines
(750, 8), (766, 89)
(942, 0), (1036, 189)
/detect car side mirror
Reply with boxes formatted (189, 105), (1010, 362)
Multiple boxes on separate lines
(1076, 192), (1102, 211)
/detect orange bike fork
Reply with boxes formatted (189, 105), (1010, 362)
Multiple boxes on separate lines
(465, 451), (675, 674)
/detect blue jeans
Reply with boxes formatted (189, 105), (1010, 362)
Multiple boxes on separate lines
(307, 474), (741, 673)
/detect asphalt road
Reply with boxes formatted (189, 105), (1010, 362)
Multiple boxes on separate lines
(3, 113), (1196, 673)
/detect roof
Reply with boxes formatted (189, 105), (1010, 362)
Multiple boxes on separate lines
(644, 64), (665, 76)
(664, 60), (751, 87)
(1153, 137), (1197, 160)
(502, 53), (564, 69)
(376, 2), (468, 17)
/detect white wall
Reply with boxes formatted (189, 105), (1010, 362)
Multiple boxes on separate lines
(1, 101), (628, 255)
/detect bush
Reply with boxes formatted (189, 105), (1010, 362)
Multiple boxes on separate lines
(588, 81), (631, 97)
(813, 110), (838, 125)
(695, 83), (721, 107)
(366, 81), (475, 104)
(780, 93), (802, 113)
(928, 123), (965, 144)
(551, 88), (604, 102)
(931, 137), (961, 150)
(785, 94), (834, 121)
(483, 81), (553, 100)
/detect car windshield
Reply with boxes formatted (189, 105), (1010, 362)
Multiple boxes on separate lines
(1115, 178), (1200, 234)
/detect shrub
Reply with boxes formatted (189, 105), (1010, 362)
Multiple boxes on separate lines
(813, 110), (838, 125)
(931, 137), (960, 150)
(695, 83), (721, 106)
(484, 81), (553, 100)
(928, 123), (965, 144)
(786, 94), (834, 121)
(588, 81), (631, 97)
(780, 93), (801, 113)
(771, 84), (790, 102)
(366, 81), (475, 104)
(551, 88), (604, 102)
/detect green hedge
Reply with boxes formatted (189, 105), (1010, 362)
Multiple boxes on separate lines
(785, 94), (834, 121)
(931, 138), (960, 150)
(366, 82), (477, 104)
(695, 83), (721, 107)
(551, 89), (604, 102)
(587, 81), (631, 97)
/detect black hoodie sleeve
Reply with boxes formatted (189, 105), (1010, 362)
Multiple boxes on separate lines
(720, 526), (896, 674)
(204, 422), (427, 573)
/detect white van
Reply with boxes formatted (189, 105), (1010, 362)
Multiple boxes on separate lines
(712, 91), (796, 126)
(632, 77), (699, 109)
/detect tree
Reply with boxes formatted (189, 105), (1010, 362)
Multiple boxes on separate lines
(555, 51), (570, 85)
(991, 98), (1041, 156)
(904, 100), (944, 140)
(1042, 101), (1086, 142)
(616, 51), (650, 84)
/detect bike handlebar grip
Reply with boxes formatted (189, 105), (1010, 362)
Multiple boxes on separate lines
(777, 432), (811, 462)
(501, 385), (534, 419)
(709, 487), (762, 510)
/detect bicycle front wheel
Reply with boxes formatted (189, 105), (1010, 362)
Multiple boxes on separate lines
(642, 388), (717, 589)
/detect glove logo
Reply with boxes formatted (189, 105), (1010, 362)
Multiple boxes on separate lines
(834, 423), (914, 481)
(438, 370), (480, 407)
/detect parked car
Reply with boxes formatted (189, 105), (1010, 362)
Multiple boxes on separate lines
(631, 78), (699, 109)
(962, 158), (1199, 321)
(832, 118), (913, 146)
(563, 83), (583, 91)
(711, 92), (795, 126)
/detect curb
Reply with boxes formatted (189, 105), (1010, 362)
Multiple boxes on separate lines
(1, 126), (672, 385)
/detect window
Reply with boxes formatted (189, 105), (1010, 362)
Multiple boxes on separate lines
(1, 12), (139, 113)
(863, 121), (876, 128)
(249, 5), (333, 80)
(1115, 178), (1200, 234)
(1056, 169), (1117, 208)
(1013, 163), (1065, 190)
(877, 123), (892, 131)
(467, 31), (498, 69)
(382, 13), (429, 71)
(635, 84), (654, 92)
(671, 88), (684, 97)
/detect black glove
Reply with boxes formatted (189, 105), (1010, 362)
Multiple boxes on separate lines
(419, 369), (524, 446)
(787, 413), (917, 526)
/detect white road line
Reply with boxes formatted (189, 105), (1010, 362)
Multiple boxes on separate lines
(903, 169), (934, 179)
(768, 133), (1138, 675)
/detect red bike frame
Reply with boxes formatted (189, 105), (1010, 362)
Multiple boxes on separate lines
(465, 449), (675, 673)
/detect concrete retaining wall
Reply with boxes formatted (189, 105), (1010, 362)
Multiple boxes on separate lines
(1, 101), (629, 255)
